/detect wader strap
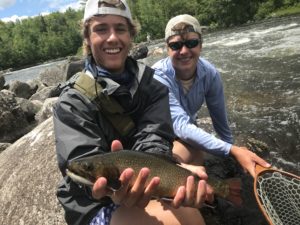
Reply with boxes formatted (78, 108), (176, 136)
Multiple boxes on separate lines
(73, 72), (135, 136)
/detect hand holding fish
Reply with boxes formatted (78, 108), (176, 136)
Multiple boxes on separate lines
(67, 140), (241, 211)
(92, 140), (161, 208)
(230, 146), (271, 177)
(92, 167), (161, 208)
(92, 140), (209, 209)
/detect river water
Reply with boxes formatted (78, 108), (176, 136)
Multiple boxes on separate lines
(4, 16), (300, 174)
(203, 16), (300, 174)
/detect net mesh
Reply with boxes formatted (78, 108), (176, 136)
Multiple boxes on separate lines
(256, 171), (300, 225)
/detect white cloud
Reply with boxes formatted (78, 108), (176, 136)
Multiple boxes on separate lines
(1, 15), (28, 22)
(58, 2), (83, 13)
(0, 0), (82, 22)
(0, 0), (16, 10)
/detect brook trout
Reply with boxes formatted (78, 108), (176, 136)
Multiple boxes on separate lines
(66, 150), (241, 203)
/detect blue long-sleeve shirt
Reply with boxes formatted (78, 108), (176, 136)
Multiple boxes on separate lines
(152, 57), (233, 157)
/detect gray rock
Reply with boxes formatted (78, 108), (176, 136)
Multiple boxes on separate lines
(0, 90), (31, 143)
(0, 143), (11, 153)
(16, 97), (42, 123)
(35, 97), (58, 123)
(38, 65), (66, 87)
(0, 72), (5, 90)
(0, 117), (65, 225)
(30, 86), (57, 102)
(8, 80), (33, 99)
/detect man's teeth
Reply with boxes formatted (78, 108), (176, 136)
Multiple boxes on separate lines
(106, 48), (120, 54)
(180, 57), (190, 62)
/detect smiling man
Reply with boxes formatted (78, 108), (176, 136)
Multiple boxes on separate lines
(152, 14), (270, 175)
(53, 2), (208, 225)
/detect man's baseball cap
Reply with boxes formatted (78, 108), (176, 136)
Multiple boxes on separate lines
(83, 0), (133, 23)
(165, 14), (202, 41)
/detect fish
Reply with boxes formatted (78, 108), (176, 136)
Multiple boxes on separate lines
(66, 150), (242, 205)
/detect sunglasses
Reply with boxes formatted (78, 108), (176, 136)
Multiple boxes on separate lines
(168, 39), (201, 51)
(98, 0), (126, 10)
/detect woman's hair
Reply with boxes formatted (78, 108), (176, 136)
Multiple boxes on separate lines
(82, 16), (138, 56)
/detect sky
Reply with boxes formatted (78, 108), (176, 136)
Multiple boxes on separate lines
(0, 0), (84, 22)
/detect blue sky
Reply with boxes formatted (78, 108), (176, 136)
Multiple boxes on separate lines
(0, 0), (83, 22)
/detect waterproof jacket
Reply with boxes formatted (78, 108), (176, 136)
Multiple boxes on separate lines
(53, 57), (175, 225)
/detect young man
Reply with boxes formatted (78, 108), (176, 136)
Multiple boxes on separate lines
(53, 3), (207, 225)
(152, 14), (270, 177)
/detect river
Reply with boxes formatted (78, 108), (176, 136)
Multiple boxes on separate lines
(4, 15), (300, 174)
(202, 16), (300, 174)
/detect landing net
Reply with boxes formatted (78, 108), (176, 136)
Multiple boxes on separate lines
(255, 171), (300, 225)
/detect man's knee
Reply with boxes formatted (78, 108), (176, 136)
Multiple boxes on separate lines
(173, 140), (204, 165)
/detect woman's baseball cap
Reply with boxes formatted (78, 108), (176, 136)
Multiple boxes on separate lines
(165, 14), (202, 41)
(83, 0), (133, 23)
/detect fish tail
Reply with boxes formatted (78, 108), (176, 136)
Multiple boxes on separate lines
(223, 177), (243, 206)
(209, 177), (243, 207)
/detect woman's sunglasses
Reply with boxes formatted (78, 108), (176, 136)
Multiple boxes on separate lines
(168, 39), (201, 51)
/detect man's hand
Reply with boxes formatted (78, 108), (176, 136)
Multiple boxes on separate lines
(92, 140), (160, 208)
(230, 145), (271, 177)
(170, 163), (212, 208)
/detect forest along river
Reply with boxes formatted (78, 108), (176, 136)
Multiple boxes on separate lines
(4, 16), (300, 174)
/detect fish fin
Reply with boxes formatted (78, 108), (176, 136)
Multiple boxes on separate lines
(223, 178), (243, 206)
(160, 197), (173, 202)
(66, 169), (94, 186)
(143, 151), (180, 164)
(101, 166), (122, 191)
(107, 179), (122, 191)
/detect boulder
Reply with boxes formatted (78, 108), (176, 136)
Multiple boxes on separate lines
(0, 117), (65, 225)
(38, 65), (66, 87)
(8, 80), (33, 99)
(0, 90), (32, 143)
(130, 44), (148, 60)
(15, 97), (42, 123)
(0, 143), (11, 153)
(0, 72), (5, 90)
(35, 97), (58, 123)
(30, 86), (57, 102)
(65, 59), (84, 81)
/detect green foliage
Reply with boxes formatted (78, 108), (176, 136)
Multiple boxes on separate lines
(0, 8), (83, 70)
(0, 0), (297, 70)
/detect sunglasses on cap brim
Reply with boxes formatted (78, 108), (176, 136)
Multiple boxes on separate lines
(168, 39), (201, 51)
(98, 0), (126, 9)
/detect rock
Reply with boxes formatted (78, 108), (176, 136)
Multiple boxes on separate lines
(35, 97), (58, 123)
(30, 86), (57, 102)
(0, 143), (11, 153)
(0, 117), (65, 225)
(65, 59), (84, 81)
(0, 90), (32, 143)
(0, 72), (5, 90)
(8, 80), (33, 99)
(27, 79), (45, 93)
(130, 44), (148, 60)
(15, 97), (42, 123)
(38, 65), (66, 87)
